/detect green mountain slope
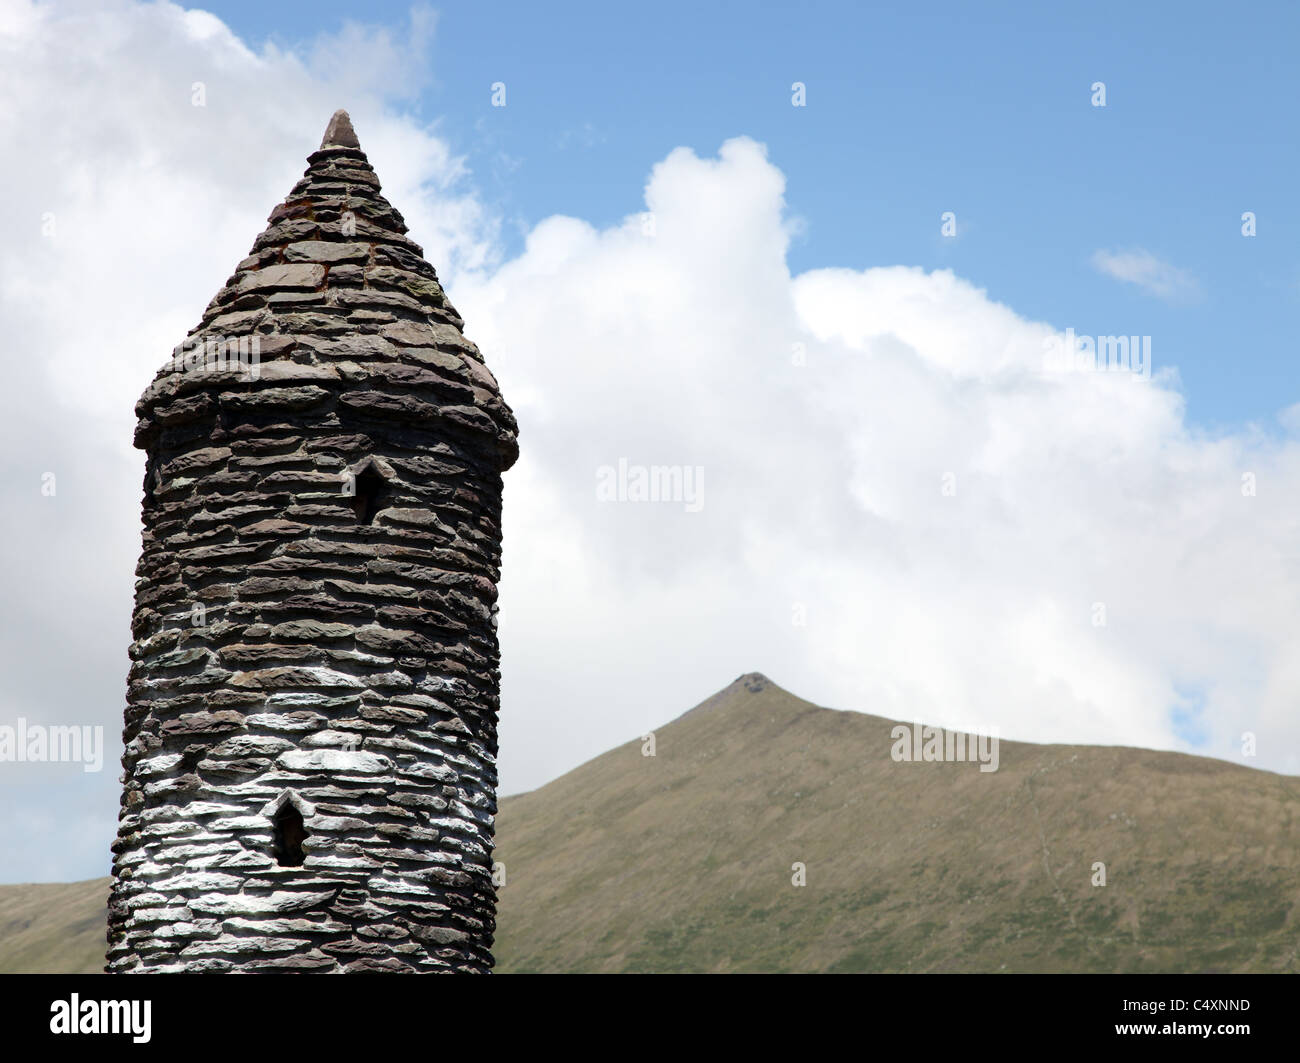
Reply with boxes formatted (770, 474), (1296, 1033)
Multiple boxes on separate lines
(5, 673), (1298, 973)
(493, 673), (1300, 973)
(0, 878), (109, 974)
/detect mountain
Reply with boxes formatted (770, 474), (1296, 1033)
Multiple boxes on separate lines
(4, 673), (1298, 973)
(0, 878), (109, 974)
(492, 673), (1300, 972)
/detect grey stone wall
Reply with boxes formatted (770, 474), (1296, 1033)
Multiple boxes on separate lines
(106, 112), (518, 973)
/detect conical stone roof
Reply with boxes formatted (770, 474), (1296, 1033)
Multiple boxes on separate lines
(134, 110), (517, 470)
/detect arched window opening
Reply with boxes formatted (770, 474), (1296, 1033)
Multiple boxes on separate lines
(352, 463), (391, 525)
(272, 802), (308, 867)
(143, 459), (159, 506)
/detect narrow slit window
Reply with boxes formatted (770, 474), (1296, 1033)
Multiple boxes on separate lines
(142, 460), (159, 506)
(271, 803), (308, 867)
(352, 464), (390, 525)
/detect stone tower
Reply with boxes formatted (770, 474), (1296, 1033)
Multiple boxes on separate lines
(107, 111), (517, 973)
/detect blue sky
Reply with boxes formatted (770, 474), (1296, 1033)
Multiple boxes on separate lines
(208, 0), (1299, 431)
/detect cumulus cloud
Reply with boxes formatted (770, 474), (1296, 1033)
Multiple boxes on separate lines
(1091, 247), (1202, 301)
(2, 2), (1297, 885)
(461, 148), (1300, 794)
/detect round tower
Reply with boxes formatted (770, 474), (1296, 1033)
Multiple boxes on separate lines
(107, 111), (517, 973)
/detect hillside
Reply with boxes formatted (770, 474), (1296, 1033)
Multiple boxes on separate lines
(493, 673), (1300, 972)
(4, 672), (1299, 973)
(0, 878), (109, 974)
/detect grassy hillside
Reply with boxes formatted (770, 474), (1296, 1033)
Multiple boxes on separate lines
(0, 878), (108, 974)
(5, 672), (1299, 973)
(493, 673), (1300, 973)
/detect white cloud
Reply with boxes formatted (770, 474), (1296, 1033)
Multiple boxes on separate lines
(1278, 402), (1300, 434)
(461, 148), (1300, 794)
(2, 2), (1298, 885)
(1091, 247), (1201, 301)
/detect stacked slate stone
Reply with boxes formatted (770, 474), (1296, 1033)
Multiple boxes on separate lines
(106, 111), (518, 974)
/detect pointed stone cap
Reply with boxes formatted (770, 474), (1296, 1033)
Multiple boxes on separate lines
(320, 109), (360, 149)
(136, 112), (517, 471)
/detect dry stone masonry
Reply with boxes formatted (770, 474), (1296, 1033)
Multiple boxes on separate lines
(106, 111), (517, 973)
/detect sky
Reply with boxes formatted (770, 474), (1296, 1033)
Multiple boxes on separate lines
(1, 0), (1298, 883)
